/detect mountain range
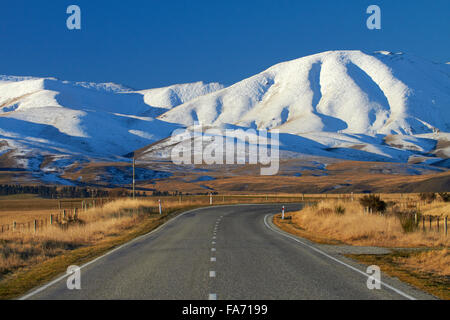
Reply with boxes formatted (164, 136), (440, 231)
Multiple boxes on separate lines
(0, 50), (449, 185)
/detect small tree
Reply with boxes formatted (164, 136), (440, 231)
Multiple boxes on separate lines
(359, 195), (387, 213)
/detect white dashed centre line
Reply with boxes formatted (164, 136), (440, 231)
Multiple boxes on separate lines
(209, 293), (217, 300)
(211, 257), (216, 262)
(211, 248), (216, 251)
(209, 271), (216, 277)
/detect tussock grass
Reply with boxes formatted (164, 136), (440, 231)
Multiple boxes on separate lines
(285, 199), (449, 247)
(395, 249), (450, 276)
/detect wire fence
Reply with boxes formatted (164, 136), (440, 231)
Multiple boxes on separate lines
(0, 198), (118, 234)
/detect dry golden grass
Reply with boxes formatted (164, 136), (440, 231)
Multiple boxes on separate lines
(418, 201), (450, 217)
(0, 209), (56, 225)
(0, 196), (300, 280)
(0, 214), (153, 276)
(283, 199), (449, 247)
(395, 249), (450, 276)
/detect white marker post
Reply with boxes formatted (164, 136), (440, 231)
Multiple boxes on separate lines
(282, 206), (285, 220)
(210, 193), (213, 205)
(158, 199), (162, 215)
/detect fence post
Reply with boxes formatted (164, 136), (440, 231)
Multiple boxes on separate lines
(445, 216), (448, 236)
(13, 221), (16, 231)
(414, 212), (417, 225)
(50, 214), (53, 225)
(429, 215), (432, 231)
(34, 220), (37, 233)
(422, 216), (425, 231)
(437, 217), (439, 233)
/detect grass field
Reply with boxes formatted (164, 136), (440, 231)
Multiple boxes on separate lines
(275, 198), (449, 247)
(273, 195), (449, 299)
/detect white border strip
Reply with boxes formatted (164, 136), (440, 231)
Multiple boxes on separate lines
(264, 214), (416, 300)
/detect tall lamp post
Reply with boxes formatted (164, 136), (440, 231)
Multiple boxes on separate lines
(132, 156), (136, 199)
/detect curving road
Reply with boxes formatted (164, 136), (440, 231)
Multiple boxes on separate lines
(23, 204), (434, 300)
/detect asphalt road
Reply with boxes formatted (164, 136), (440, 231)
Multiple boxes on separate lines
(23, 204), (434, 300)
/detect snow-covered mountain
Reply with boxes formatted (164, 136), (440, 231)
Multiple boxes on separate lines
(159, 51), (450, 135)
(0, 50), (449, 184)
(0, 76), (225, 179)
(137, 81), (223, 110)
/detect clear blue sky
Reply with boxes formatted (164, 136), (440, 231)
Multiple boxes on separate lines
(0, 0), (448, 89)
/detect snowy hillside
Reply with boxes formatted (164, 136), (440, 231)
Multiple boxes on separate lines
(0, 76), (184, 172)
(158, 51), (450, 136)
(0, 50), (449, 183)
(137, 81), (223, 109)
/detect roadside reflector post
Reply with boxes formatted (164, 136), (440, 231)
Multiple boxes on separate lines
(210, 193), (213, 205)
(159, 199), (162, 215)
(282, 206), (285, 220)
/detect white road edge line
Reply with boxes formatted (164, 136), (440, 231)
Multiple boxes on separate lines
(263, 214), (416, 301)
(19, 204), (242, 300)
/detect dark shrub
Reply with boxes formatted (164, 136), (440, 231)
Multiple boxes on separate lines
(398, 212), (420, 233)
(334, 205), (346, 215)
(438, 192), (450, 202)
(359, 195), (387, 213)
(419, 192), (436, 203)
